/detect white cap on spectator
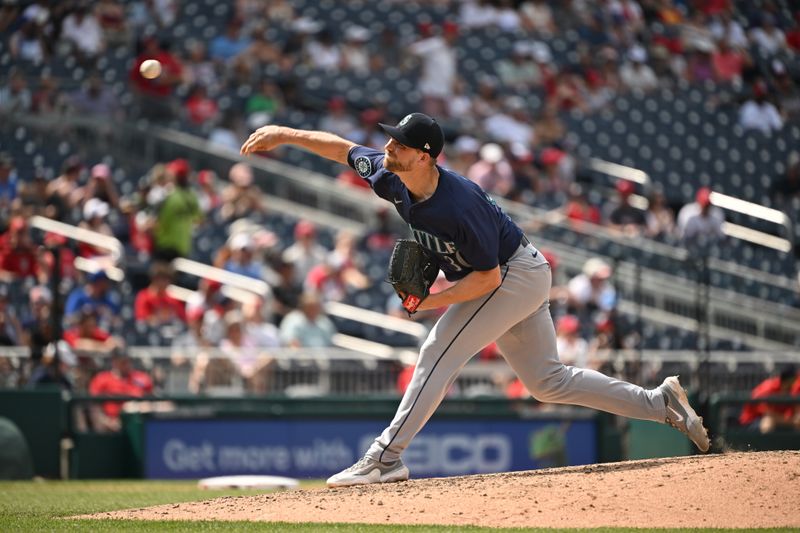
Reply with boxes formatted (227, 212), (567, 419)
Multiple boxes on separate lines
(292, 16), (322, 34)
(479, 143), (504, 164)
(531, 42), (552, 63)
(628, 45), (647, 63)
(228, 218), (259, 237)
(512, 41), (530, 56)
(230, 232), (253, 251)
(506, 96), (526, 111)
(454, 136), (480, 154)
(83, 198), (110, 220)
(583, 258), (612, 279)
(345, 25), (370, 42)
(692, 38), (715, 53)
(510, 142), (533, 162)
(30, 285), (53, 304)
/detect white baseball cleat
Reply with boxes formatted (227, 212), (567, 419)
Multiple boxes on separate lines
(660, 376), (711, 452)
(326, 456), (409, 488)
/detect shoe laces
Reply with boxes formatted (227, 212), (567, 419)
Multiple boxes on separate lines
(663, 395), (682, 431)
(345, 456), (373, 472)
(665, 415), (680, 431)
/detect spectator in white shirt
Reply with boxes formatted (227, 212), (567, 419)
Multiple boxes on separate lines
(567, 258), (617, 313)
(9, 20), (46, 65)
(738, 82), (784, 135)
(483, 96), (536, 148)
(0, 68), (32, 113)
(306, 28), (341, 72)
(677, 187), (725, 247)
(555, 314), (592, 369)
(466, 143), (515, 197)
(318, 96), (357, 139)
(494, 0), (522, 32)
(409, 22), (459, 116)
(340, 25), (371, 74)
(749, 14), (787, 56)
(709, 10), (748, 49)
(496, 42), (541, 91)
(61, 5), (104, 61)
(520, 0), (556, 36)
(619, 46), (659, 92)
(279, 292), (336, 348)
(282, 220), (328, 283)
(459, 0), (498, 29)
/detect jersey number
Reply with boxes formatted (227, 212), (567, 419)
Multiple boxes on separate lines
(441, 251), (470, 271)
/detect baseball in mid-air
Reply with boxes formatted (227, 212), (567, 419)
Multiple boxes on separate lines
(139, 59), (162, 79)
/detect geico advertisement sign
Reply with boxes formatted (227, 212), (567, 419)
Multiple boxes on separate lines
(360, 434), (512, 474)
(161, 438), (352, 473)
(158, 433), (511, 475)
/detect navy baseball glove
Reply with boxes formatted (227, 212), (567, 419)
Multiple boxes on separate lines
(387, 239), (439, 314)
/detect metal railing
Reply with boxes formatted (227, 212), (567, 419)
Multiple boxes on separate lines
(6, 346), (800, 397)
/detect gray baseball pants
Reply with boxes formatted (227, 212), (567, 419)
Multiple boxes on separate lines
(367, 243), (668, 463)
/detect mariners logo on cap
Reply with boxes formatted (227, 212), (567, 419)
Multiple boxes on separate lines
(398, 114), (412, 127)
(354, 156), (373, 178)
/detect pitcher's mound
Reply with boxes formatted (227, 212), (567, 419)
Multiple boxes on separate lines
(90, 450), (800, 528)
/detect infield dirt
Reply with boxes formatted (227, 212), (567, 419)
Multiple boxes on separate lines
(89, 450), (799, 528)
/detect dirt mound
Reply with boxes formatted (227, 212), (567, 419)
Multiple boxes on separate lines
(89, 451), (800, 528)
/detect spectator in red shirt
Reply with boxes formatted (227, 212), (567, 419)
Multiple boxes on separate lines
(0, 216), (41, 282)
(130, 37), (183, 120)
(196, 170), (221, 213)
(62, 307), (118, 353)
(506, 377), (530, 399)
(305, 230), (370, 301)
(184, 84), (219, 126)
(88, 351), (153, 432)
(739, 367), (800, 433)
(786, 15), (800, 52)
(564, 183), (602, 226)
(712, 39), (747, 84)
(134, 263), (185, 325)
(397, 364), (415, 395)
(130, 37), (183, 97)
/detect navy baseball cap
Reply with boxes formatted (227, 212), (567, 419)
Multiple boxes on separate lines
(378, 113), (444, 158)
(88, 270), (110, 283)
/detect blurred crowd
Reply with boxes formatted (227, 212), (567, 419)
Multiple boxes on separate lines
(1, 0), (800, 428)
(1, 0), (798, 199)
(0, 153), (369, 383)
(2, 0), (798, 215)
(2, 1), (798, 253)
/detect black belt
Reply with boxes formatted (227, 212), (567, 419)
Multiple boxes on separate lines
(502, 234), (532, 266)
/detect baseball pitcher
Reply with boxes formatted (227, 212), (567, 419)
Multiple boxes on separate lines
(240, 112), (710, 488)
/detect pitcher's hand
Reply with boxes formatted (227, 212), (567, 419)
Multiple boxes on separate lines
(240, 125), (285, 156)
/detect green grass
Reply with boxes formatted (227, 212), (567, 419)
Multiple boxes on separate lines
(0, 480), (793, 532)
